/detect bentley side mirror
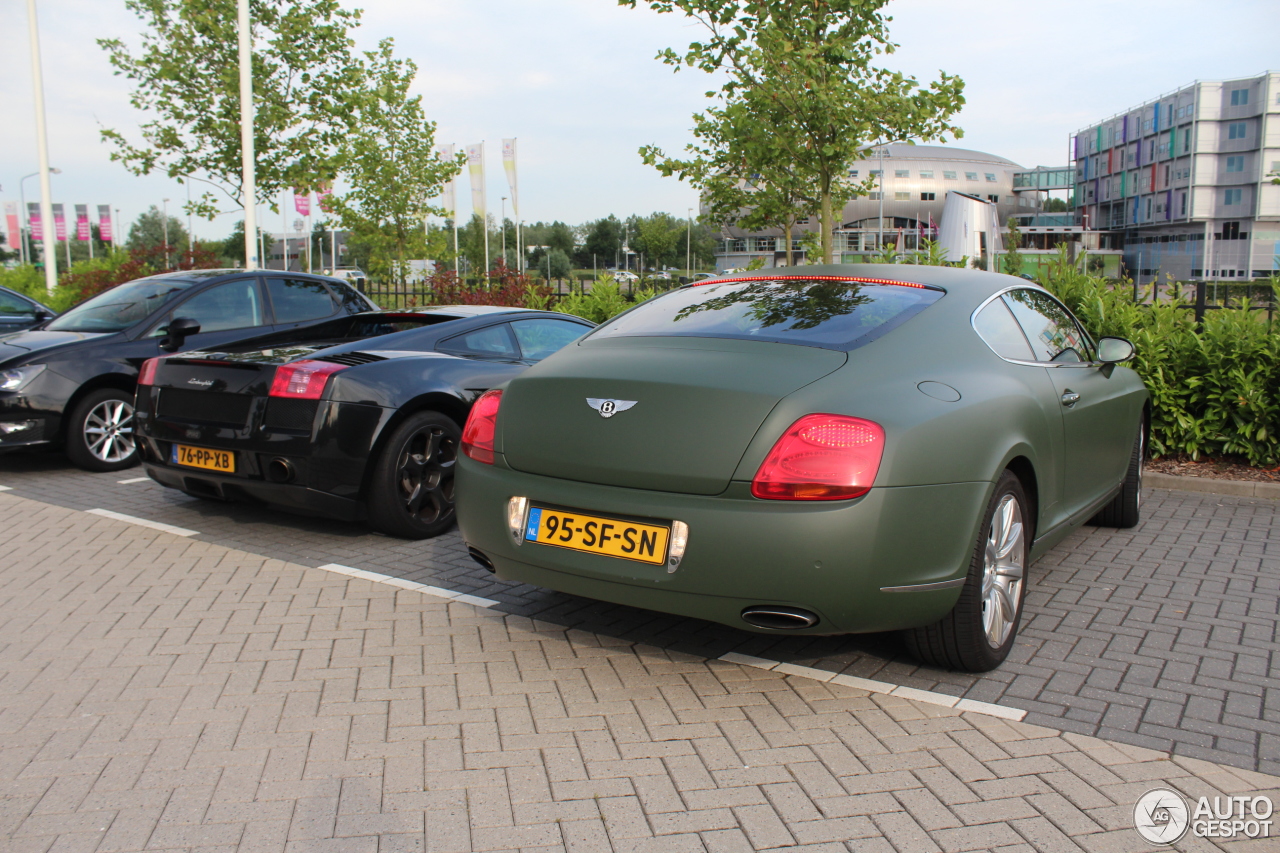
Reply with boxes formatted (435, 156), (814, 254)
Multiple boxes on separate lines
(160, 316), (201, 352)
(1096, 337), (1135, 365)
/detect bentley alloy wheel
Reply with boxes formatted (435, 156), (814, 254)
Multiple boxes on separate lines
(980, 493), (1025, 649)
(905, 469), (1030, 672)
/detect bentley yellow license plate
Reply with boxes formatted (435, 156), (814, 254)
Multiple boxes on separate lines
(171, 444), (236, 473)
(524, 506), (669, 565)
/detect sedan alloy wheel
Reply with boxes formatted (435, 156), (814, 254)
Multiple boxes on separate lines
(66, 388), (139, 472)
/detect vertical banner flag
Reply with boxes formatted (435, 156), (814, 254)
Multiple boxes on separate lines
(466, 142), (486, 219)
(501, 139), (519, 218)
(316, 182), (332, 213)
(98, 206), (114, 243)
(28, 203), (43, 241)
(294, 190), (311, 216)
(52, 204), (67, 241)
(436, 144), (456, 221)
(75, 205), (91, 240)
(3, 202), (19, 251)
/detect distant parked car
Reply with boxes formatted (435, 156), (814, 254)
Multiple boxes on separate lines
(647, 271), (672, 282)
(0, 270), (376, 471)
(612, 271), (638, 283)
(0, 285), (57, 334)
(135, 306), (594, 539)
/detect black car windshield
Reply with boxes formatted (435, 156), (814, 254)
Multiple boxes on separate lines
(46, 278), (198, 333)
(588, 277), (944, 351)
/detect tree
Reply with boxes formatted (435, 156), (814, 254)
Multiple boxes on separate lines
(219, 219), (271, 267)
(641, 97), (828, 266)
(540, 249), (573, 280)
(632, 213), (684, 270)
(324, 39), (460, 285)
(99, 0), (365, 220)
(624, 0), (965, 263)
(580, 216), (625, 267)
(127, 206), (190, 254)
(1001, 217), (1024, 277)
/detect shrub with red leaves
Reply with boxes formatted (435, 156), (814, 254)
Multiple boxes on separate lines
(424, 261), (550, 307)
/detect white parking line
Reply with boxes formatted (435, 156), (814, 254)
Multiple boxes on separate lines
(0, 485), (11, 492)
(85, 508), (198, 537)
(718, 651), (1026, 721)
(317, 563), (498, 608)
(117, 477), (151, 484)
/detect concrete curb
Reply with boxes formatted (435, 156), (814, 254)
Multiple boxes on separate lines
(1146, 470), (1280, 499)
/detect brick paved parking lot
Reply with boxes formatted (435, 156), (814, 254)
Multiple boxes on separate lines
(3, 491), (1278, 852)
(1, 454), (1277, 780)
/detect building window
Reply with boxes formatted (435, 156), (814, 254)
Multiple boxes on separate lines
(1228, 122), (1247, 140)
(984, 173), (997, 182)
(1180, 193), (1187, 215)
(965, 172), (978, 181)
(894, 192), (909, 201)
(919, 170), (934, 179)
(894, 170), (909, 178)
(1224, 188), (1242, 205)
(987, 195), (999, 203)
(920, 192), (936, 201)
(943, 170), (957, 180)
(868, 192), (882, 200)
(1184, 129), (1192, 152)
(1226, 155), (1244, 173)
(869, 170), (882, 177)
(848, 169), (859, 178)
(1230, 88), (1249, 106)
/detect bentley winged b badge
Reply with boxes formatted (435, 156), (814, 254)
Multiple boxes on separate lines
(586, 398), (637, 419)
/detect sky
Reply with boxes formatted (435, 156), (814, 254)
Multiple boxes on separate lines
(1, 0), (1276, 244)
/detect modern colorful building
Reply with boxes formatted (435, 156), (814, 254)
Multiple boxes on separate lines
(1072, 71), (1280, 283)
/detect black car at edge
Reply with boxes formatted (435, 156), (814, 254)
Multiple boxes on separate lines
(134, 306), (594, 539)
(0, 286), (58, 334)
(0, 269), (376, 471)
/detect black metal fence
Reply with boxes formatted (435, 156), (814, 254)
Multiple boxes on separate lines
(1146, 280), (1278, 325)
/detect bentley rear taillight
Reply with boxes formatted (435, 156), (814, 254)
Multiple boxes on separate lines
(137, 357), (160, 386)
(269, 360), (346, 400)
(462, 389), (503, 464)
(751, 414), (884, 500)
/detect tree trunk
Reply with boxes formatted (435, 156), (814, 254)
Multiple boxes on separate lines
(784, 220), (793, 267)
(820, 188), (834, 265)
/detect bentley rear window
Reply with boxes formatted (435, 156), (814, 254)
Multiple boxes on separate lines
(588, 278), (943, 351)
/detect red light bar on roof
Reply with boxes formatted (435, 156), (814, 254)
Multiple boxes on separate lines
(694, 274), (929, 289)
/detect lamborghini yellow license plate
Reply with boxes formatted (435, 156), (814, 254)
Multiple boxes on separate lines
(171, 444), (236, 473)
(524, 506), (669, 565)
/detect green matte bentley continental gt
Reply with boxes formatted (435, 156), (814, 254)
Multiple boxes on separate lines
(455, 265), (1148, 671)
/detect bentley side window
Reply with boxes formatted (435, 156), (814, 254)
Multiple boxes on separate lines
(973, 298), (1035, 361)
(1001, 289), (1093, 363)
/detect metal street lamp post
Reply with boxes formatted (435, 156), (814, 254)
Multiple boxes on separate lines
(237, 0), (258, 269)
(501, 196), (507, 267)
(24, 0), (58, 294)
(162, 198), (170, 268)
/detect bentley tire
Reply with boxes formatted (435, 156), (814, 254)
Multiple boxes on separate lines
(368, 410), (461, 540)
(904, 470), (1028, 672)
(1089, 421), (1144, 529)
(66, 388), (139, 472)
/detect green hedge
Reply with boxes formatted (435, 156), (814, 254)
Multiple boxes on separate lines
(1036, 250), (1280, 467)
